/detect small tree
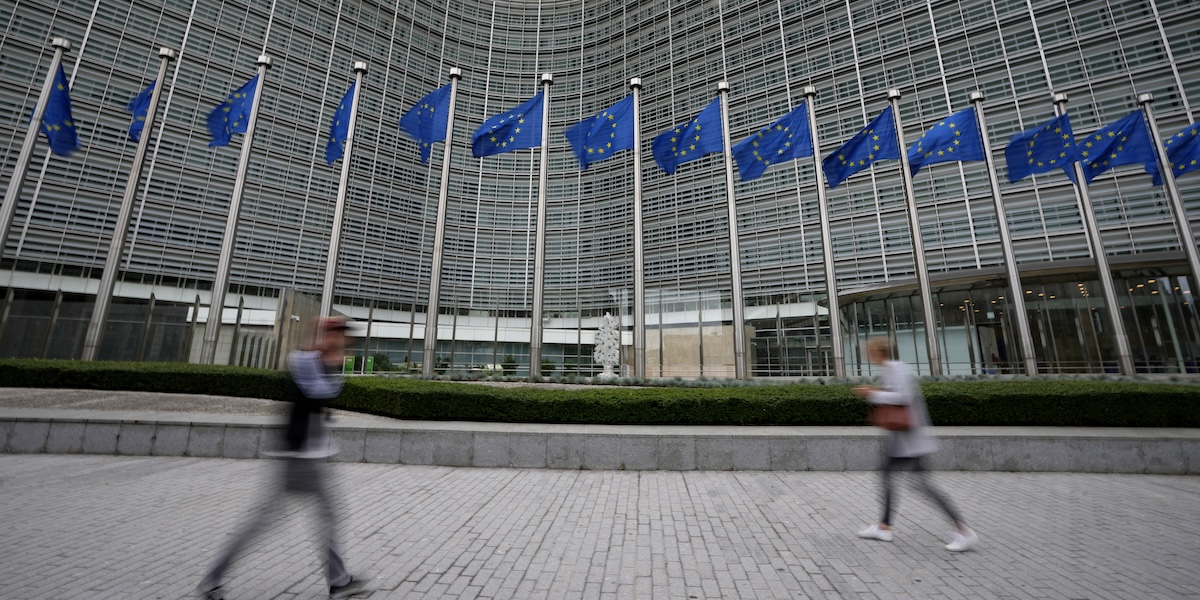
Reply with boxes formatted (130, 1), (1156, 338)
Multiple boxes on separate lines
(372, 352), (394, 372)
(593, 312), (620, 379)
(501, 354), (518, 375)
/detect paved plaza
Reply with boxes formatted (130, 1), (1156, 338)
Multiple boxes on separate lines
(0, 455), (1197, 599)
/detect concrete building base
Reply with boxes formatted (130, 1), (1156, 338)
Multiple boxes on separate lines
(1, 408), (1195, 474)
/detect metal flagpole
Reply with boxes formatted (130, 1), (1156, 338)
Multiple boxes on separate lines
(200, 55), (273, 365)
(0, 37), (72, 258)
(803, 86), (846, 378)
(1053, 92), (1135, 375)
(529, 73), (553, 380)
(887, 89), (943, 375)
(319, 61), (369, 319)
(969, 91), (1038, 375)
(630, 78), (646, 380)
(423, 68), (462, 377)
(82, 47), (177, 361)
(717, 81), (748, 379)
(1139, 93), (1200, 305)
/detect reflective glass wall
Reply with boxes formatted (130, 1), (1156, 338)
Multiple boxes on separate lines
(844, 270), (1200, 376)
(0, 0), (1196, 375)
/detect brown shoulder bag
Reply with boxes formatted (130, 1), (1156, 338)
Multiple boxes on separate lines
(870, 404), (911, 431)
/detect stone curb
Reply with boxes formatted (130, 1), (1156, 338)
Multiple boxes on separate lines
(1, 410), (1196, 473)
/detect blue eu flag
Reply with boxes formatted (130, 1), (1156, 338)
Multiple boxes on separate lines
(41, 64), (79, 156)
(207, 74), (258, 147)
(907, 107), (986, 175)
(651, 97), (723, 175)
(1153, 122), (1200, 185)
(732, 102), (813, 181)
(563, 95), (635, 170)
(471, 92), (544, 158)
(1003, 114), (1077, 183)
(324, 82), (356, 165)
(821, 106), (900, 188)
(127, 80), (155, 142)
(399, 83), (452, 164)
(1078, 110), (1156, 184)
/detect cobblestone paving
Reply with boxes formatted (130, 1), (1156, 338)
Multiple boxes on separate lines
(0, 455), (1196, 599)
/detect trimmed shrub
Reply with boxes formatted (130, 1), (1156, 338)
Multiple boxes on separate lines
(371, 353), (394, 372)
(0, 359), (293, 400)
(0, 359), (1197, 427)
(336, 377), (862, 425)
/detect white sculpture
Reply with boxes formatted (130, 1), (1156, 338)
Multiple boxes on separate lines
(593, 312), (621, 379)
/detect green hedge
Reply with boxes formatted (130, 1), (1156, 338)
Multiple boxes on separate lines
(1, 359), (1197, 427)
(0, 359), (294, 401)
(336, 377), (863, 425)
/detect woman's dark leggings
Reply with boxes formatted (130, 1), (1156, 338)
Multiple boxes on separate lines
(880, 456), (963, 527)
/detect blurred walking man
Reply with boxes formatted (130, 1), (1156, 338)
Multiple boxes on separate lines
(198, 316), (372, 599)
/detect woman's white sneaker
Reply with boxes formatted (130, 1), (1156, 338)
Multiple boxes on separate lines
(856, 523), (894, 542)
(946, 529), (978, 552)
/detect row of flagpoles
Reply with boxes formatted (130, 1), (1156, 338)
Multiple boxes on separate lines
(4, 39), (1200, 376)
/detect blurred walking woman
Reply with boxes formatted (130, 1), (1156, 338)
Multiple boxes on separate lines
(853, 337), (978, 552)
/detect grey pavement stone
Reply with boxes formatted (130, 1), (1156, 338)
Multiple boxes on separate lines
(1065, 437), (1108, 473)
(925, 437), (956, 471)
(116, 423), (155, 456)
(618, 436), (657, 471)
(1104, 439), (1142, 475)
(473, 432), (547, 468)
(472, 432), (511, 468)
(433, 431), (473, 467)
(1183, 440), (1200, 475)
(657, 437), (695, 470)
(584, 436), (622, 470)
(805, 437), (845, 471)
(720, 437), (769, 470)
(3, 406), (1197, 476)
(81, 422), (120, 454)
(257, 428), (287, 455)
(697, 436), (774, 470)
(364, 430), (402, 464)
(844, 436), (883, 470)
(7, 398), (1200, 597)
(151, 424), (190, 457)
(694, 437), (737, 470)
(768, 437), (808, 470)
(948, 436), (993, 471)
(402, 430), (473, 467)
(733, 438), (772, 470)
(8, 421), (49, 453)
(1140, 439), (1185, 475)
(400, 430), (437, 465)
(1022, 437), (1087, 472)
(992, 438), (1028, 471)
(546, 434), (586, 469)
(186, 425), (224, 458)
(508, 433), (549, 468)
(221, 426), (261, 459)
(330, 428), (366, 463)
(45, 421), (85, 454)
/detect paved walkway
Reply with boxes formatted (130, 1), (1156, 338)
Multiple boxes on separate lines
(1, 454), (1197, 599)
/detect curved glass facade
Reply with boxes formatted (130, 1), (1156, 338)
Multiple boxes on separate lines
(0, 0), (1197, 376)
